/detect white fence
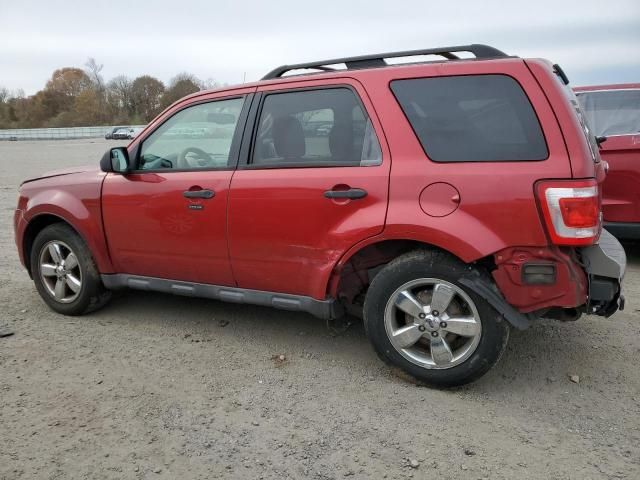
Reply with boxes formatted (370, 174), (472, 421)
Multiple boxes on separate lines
(0, 126), (145, 141)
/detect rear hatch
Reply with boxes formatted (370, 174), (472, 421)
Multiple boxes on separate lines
(524, 60), (606, 246)
(525, 60), (605, 180)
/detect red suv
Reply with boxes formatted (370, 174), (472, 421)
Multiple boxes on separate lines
(574, 84), (640, 239)
(14, 45), (626, 387)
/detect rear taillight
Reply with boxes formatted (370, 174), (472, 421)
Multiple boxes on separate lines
(536, 179), (601, 246)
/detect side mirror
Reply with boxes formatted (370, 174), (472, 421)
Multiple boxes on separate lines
(100, 147), (130, 173)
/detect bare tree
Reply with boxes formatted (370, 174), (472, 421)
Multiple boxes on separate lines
(107, 75), (134, 115)
(201, 78), (221, 90)
(84, 57), (104, 91)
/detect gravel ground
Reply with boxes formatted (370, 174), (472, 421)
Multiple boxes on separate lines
(1, 139), (639, 480)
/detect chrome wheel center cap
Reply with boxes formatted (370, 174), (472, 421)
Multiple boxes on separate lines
(423, 315), (439, 331)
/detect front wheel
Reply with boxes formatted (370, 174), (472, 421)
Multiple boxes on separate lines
(363, 250), (509, 387)
(31, 223), (111, 316)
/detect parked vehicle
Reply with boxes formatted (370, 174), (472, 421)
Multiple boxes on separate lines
(14, 45), (626, 387)
(574, 84), (640, 239)
(111, 128), (131, 140)
(105, 127), (126, 139)
(127, 127), (144, 140)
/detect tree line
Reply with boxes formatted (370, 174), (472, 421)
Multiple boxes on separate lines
(0, 58), (222, 129)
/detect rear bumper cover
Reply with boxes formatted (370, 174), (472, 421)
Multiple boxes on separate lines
(580, 229), (626, 316)
(489, 230), (625, 323)
(491, 246), (588, 314)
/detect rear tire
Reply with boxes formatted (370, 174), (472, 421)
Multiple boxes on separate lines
(31, 223), (111, 316)
(363, 249), (509, 387)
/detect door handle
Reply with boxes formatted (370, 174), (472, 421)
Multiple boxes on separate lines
(323, 188), (368, 200)
(183, 189), (215, 199)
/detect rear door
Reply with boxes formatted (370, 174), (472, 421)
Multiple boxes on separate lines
(227, 79), (391, 299)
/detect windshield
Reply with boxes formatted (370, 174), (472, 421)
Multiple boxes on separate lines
(576, 89), (640, 137)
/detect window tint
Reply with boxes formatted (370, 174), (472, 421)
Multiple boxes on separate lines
(390, 75), (548, 162)
(252, 88), (382, 167)
(577, 90), (640, 137)
(139, 97), (245, 170)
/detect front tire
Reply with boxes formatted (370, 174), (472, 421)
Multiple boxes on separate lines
(31, 223), (111, 316)
(363, 250), (509, 387)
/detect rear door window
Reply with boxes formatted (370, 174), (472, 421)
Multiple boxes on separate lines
(251, 87), (382, 167)
(390, 75), (548, 162)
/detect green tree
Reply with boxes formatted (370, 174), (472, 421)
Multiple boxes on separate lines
(131, 75), (165, 122)
(161, 73), (202, 108)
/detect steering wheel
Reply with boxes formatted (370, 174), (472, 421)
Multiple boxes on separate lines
(177, 147), (212, 169)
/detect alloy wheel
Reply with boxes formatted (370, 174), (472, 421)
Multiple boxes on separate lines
(384, 278), (482, 369)
(38, 240), (82, 304)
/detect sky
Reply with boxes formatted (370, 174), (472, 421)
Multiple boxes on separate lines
(1, 0), (639, 95)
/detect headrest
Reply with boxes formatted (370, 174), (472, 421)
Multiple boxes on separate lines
(273, 116), (305, 159)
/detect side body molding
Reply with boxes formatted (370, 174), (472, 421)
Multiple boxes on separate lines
(101, 274), (344, 319)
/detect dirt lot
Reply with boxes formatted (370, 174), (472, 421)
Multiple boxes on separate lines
(1, 139), (639, 480)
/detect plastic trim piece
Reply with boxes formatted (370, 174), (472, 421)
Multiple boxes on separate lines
(459, 272), (532, 330)
(580, 229), (627, 280)
(100, 274), (343, 319)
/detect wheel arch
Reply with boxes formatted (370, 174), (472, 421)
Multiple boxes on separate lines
(327, 236), (475, 306)
(327, 235), (531, 330)
(22, 208), (114, 277)
(325, 220), (512, 301)
(23, 213), (83, 276)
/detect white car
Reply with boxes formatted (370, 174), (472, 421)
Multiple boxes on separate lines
(127, 127), (144, 139)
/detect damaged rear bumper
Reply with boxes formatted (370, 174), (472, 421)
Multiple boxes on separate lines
(483, 229), (626, 328)
(580, 229), (626, 317)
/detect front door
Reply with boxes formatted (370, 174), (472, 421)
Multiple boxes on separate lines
(102, 93), (252, 285)
(227, 82), (390, 299)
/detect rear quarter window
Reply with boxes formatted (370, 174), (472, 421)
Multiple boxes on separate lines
(390, 74), (548, 162)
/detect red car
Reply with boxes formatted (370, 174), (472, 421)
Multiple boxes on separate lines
(574, 84), (640, 239)
(14, 45), (626, 387)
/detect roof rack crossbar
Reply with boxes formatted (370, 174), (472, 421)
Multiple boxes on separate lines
(262, 44), (507, 80)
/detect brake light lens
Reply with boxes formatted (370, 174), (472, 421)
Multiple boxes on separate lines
(536, 179), (601, 245)
(559, 197), (599, 228)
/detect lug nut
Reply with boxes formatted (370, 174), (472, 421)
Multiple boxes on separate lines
(431, 331), (439, 337)
(432, 310), (439, 317)
(418, 325), (426, 332)
(418, 313), (426, 319)
(440, 322), (447, 328)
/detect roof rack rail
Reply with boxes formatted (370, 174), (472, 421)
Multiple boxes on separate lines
(262, 44), (508, 80)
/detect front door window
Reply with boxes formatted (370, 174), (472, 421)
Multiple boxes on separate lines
(139, 97), (245, 171)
